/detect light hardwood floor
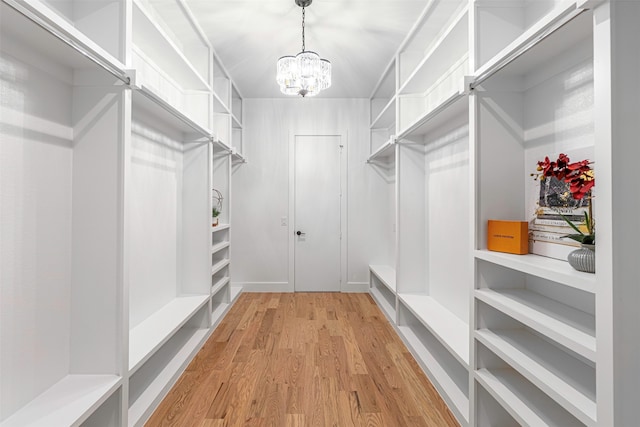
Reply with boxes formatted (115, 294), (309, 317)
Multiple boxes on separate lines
(147, 293), (459, 426)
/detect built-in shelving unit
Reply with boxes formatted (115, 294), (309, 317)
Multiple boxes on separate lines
(472, 4), (600, 425)
(0, 3), (126, 425)
(370, 58), (397, 155)
(0, 0), (243, 425)
(367, 1), (638, 426)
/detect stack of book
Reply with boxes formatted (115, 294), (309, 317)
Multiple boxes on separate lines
(529, 207), (587, 261)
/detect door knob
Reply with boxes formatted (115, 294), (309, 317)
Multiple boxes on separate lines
(296, 230), (306, 236)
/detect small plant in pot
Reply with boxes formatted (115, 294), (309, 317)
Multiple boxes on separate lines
(533, 153), (595, 272)
(212, 207), (221, 227)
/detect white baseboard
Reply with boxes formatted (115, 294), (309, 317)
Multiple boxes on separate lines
(234, 282), (292, 292)
(233, 281), (369, 293)
(343, 282), (369, 293)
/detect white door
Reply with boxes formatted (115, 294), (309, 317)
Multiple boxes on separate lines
(293, 135), (343, 292)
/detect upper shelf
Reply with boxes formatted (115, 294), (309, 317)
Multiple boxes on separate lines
(398, 92), (467, 141)
(367, 138), (396, 163)
(399, 7), (469, 95)
(371, 97), (396, 130)
(474, 0), (582, 74)
(398, 0), (468, 88)
(132, 0), (210, 91)
(212, 54), (231, 111)
(132, 85), (212, 139)
(231, 84), (243, 126)
(473, 2), (590, 88)
(1, 0), (128, 83)
(139, 0), (211, 79)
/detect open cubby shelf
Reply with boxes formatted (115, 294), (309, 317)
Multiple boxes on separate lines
(475, 328), (596, 425)
(398, 295), (469, 367)
(129, 295), (210, 374)
(475, 368), (584, 427)
(398, 321), (469, 425)
(475, 289), (595, 362)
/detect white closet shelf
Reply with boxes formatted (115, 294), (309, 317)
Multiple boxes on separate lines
(398, 325), (469, 424)
(475, 368), (583, 427)
(211, 241), (230, 255)
(369, 265), (396, 293)
(367, 139), (396, 163)
(475, 249), (596, 293)
(369, 57), (396, 99)
(398, 6), (468, 95)
(212, 91), (230, 114)
(370, 287), (396, 322)
(132, 0), (210, 91)
(473, 2), (586, 85)
(232, 151), (246, 163)
(0, 375), (121, 427)
(211, 259), (230, 276)
(129, 294), (210, 373)
(2, 0), (127, 81)
(476, 328), (596, 426)
(132, 86), (211, 138)
(212, 138), (232, 152)
(398, 91), (467, 141)
(475, 289), (595, 362)
(398, 294), (469, 366)
(128, 327), (209, 427)
(231, 113), (243, 129)
(211, 302), (230, 328)
(212, 224), (230, 232)
(211, 276), (230, 297)
(370, 97), (396, 129)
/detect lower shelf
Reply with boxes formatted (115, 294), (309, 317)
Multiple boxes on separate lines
(475, 328), (596, 426)
(129, 295), (210, 373)
(398, 294), (469, 366)
(475, 368), (584, 427)
(370, 286), (396, 322)
(397, 325), (469, 426)
(0, 375), (121, 427)
(128, 327), (209, 427)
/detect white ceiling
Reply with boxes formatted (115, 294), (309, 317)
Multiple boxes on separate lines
(185, 0), (430, 98)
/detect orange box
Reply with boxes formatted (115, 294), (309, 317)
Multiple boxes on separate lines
(487, 220), (528, 255)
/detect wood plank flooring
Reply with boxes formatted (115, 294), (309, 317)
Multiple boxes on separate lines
(146, 293), (459, 426)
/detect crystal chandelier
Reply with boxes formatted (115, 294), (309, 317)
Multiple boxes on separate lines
(276, 0), (331, 97)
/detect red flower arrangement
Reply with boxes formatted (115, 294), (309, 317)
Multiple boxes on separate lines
(535, 154), (595, 200)
(533, 153), (595, 244)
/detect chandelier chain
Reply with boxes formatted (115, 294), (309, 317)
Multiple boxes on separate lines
(301, 6), (306, 52)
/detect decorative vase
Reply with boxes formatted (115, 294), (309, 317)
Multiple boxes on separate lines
(212, 217), (219, 227)
(567, 244), (595, 273)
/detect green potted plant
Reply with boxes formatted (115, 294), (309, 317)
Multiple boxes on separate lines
(212, 207), (220, 227)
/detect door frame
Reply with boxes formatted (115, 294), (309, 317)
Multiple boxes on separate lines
(288, 130), (348, 292)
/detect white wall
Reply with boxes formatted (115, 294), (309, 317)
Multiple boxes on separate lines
(231, 98), (390, 291)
